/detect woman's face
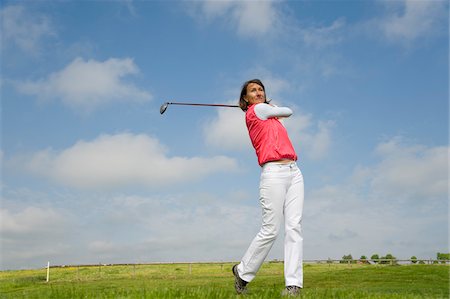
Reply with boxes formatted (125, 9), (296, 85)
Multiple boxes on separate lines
(244, 83), (266, 105)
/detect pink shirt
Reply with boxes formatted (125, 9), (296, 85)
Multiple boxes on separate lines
(246, 103), (298, 166)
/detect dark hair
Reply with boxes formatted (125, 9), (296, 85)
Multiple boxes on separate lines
(238, 79), (267, 111)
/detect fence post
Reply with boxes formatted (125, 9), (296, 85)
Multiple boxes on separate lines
(46, 261), (50, 282)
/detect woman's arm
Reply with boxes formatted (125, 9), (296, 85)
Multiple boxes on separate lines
(254, 103), (293, 120)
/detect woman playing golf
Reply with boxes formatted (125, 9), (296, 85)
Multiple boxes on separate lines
(232, 79), (304, 297)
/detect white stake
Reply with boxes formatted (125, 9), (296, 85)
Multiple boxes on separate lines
(46, 261), (50, 282)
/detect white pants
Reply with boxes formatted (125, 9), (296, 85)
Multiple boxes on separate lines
(237, 161), (304, 287)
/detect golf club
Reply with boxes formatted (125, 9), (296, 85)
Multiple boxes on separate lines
(160, 101), (239, 114)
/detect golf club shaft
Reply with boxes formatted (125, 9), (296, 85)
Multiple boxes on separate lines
(167, 102), (239, 108)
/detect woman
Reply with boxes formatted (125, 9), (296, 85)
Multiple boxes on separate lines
(232, 79), (304, 296)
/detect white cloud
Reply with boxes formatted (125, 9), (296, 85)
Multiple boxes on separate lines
(203, 106), (250, 151)
(88, 240), (118, 254)
(1, 206), (67, 236)
(0, 205), (72, 268)
(371, 138), (449, 200)
(16, 57), (152, 112)
(12, 133), (238, 189)
(97, 193), (260, 261)
(301, 18), (346, 49)
(232, 0), (279, 37)
(285, 114), (334, 161)
(192, 0), (235, 19)
(187, 0), (344, 47)
(186, 0), (281, 37)
(304, 138), (448, 259)
(377, 0), (447, 44)
(305, 183), (446, 260)
(1, 5), (55, 54)
(1, 190), (260, 269)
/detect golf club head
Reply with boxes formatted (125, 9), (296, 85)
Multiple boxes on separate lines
(160, 102), (169, 114)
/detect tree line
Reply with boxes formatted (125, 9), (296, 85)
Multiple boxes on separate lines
(339, 252), (449, 264)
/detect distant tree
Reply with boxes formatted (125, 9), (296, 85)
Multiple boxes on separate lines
(437, 252), (450, 264)
(380, 253), (397, 265)
(359, 255), (369, 264)
(340, 254), (354, 264)
(371, 254), (380, 263)
(410, 256), (417, 264)
(385, 253), (395, 259)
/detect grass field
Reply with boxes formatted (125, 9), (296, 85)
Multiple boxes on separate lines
(1, 262), (448, 298)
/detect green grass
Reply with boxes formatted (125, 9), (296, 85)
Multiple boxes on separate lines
(1, 262), (448, 298)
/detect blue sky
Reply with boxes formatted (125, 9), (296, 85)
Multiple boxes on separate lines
(1, 0), (448, 270)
